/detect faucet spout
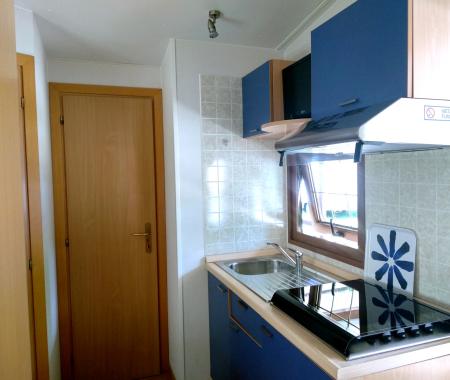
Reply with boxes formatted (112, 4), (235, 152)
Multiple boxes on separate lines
(266, 242), (303, 276)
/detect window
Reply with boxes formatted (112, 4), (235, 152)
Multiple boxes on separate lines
(287, 155), (365, 268)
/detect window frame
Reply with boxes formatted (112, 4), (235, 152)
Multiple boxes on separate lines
(287, 154), (365, 268)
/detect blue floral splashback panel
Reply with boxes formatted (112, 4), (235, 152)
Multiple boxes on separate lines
(365, 224), (417, 295)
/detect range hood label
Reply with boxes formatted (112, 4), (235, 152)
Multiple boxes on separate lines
(424, 105), (450, 121)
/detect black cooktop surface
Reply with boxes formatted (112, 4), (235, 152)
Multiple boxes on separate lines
(271, 279), (450, 359)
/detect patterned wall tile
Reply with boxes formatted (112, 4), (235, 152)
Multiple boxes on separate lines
(200, 74), (287, 255)
(365, 149), (450, 307)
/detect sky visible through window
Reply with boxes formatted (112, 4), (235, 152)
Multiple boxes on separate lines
(310, 160), (358, 228)
(301, 160), (358, 229)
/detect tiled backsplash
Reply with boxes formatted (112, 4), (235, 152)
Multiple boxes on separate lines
(366, 149), (450, 307)
(199, 74), (449, 307)
(200, 74), (287, 255)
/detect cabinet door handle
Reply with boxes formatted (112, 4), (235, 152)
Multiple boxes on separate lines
(216, 284), (227, 294)
(229, 321), (240, 333)
(237, 299), (249, 310)
(339, 98), (359, 107)
(260, 325), (273, 338)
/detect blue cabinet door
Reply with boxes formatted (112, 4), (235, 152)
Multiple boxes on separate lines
(258, 322), (331, 380)
(242, 61), (271, 137)
(311, 0), (409, 119)
(209, 274), (331, 379)
(208, 273), (231, 380)
(230, 292), (263, 340)
(230, 320), (264, 380)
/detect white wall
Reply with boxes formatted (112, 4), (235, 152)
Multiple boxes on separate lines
(47, 58), (161, 88)
(282, 0), (356, 60)
(161, 39), (185, 380)
(172, 39), (281, 380)
(15, 6), (61, 380)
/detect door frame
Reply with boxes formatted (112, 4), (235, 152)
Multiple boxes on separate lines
(49, 83), (169, 380)
(17, 53), (50, 380)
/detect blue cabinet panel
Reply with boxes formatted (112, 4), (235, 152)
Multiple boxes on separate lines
(208, 273), (231, 380)
(230, 320), (263, 380)
(208, 273), (331, 380)
(259, 322), (331, 380)
(311, 0), (409, 119)
(242, 61), (271, 137)
(230, 292), (263, 340)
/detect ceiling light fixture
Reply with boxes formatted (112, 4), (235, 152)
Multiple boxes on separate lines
(208, 10), (221, 39)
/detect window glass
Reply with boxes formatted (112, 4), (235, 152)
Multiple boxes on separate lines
(288, 155), (365, 267)
(309, 160), (358, 229)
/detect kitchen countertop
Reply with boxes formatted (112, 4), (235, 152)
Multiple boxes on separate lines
(206, 249), (450, 379)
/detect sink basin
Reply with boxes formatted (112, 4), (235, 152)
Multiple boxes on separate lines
(227, 259), (293, 275)
(218, 256), (339, 301)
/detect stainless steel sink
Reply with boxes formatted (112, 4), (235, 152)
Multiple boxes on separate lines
(218, 256), (338, 301)
(227, 259), (293, 275)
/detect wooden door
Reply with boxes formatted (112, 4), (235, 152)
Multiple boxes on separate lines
(62, 94), (160, 379)
(16, 53), (50, 380)
(0, 0), (34, 377)
(17, 62), (37, 380)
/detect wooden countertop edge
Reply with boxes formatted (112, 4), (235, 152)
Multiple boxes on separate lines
(205, 251), (450, 379)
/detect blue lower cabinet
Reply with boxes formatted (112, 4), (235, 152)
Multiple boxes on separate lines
(208, 273), (231, 380)
(230, 292), (263, 340)
(208, 273), (331, 380)
(230, 320), (264, 380)
(258, 322), (331, 380)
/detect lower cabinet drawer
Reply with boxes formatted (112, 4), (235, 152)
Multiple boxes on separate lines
(230, 292), (264, 343)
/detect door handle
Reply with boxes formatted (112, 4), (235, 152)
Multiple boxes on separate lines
(131, 223), (152, 253)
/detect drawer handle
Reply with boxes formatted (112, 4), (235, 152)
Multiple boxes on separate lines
(339, 98), (359, 107)
(260, 325), (273, 338)
(229, 321), (240, 333)
(237, 299), (249, 310)
(216, 284), (227, 294)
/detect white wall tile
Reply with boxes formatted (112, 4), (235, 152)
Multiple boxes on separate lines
(366, 149), (450, 307)
(200, 74), (287, 255)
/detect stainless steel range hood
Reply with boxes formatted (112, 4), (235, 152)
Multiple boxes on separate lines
(275, 98), (450, 161)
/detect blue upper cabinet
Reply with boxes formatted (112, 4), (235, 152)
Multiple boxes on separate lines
(242, 62), (271, 138)
(242, 60), (292, 138)
(311, 0), (409, 119)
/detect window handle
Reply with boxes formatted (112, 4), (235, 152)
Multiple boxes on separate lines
(329, 219), (344, 237)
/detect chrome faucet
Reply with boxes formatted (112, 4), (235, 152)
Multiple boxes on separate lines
(266, 242), (303, 276)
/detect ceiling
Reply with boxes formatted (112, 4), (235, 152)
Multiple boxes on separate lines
(16, 0), (331, 65)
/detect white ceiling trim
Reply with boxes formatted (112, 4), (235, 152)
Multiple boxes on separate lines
(276, 0), (335, 51)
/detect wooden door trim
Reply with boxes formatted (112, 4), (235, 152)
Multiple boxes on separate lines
(17, 53), (50, 380)
(49, 83), (169, 379)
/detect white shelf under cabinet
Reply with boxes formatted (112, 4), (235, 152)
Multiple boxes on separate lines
(252, 118), (310, 141)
